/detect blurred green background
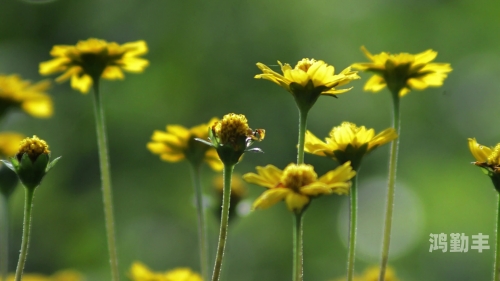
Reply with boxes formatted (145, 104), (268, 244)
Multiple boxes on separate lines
(1, 0), (499, 280)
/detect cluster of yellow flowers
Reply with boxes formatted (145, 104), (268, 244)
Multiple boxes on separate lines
(3, 33), (480, 281)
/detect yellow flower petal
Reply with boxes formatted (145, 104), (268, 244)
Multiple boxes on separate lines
(285, 192), (310, 212)
(318, 162), (356, 187)
(243, 164), (282, 188)
(160, 153), (185, 162)
(0, 132), (25, 157)
(39, 57), (70, 75)
(102, 66), (125, 80)
(253, 188), (291, 210)
(304, 130), (335, 156)
(22, 98), (53, 118)
(70, 73), (93, 93)
(300, 182), (332, 196)
(364, 75), (387, 92)
(468, 138), (491, 163)
(0, 74), (53, 118)
(204, 149), (223, 171)
(166, 125), (191, 140)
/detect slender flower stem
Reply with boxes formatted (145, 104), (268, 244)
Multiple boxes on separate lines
(212, 164), (234, 281)
(347, 175), (359, 281)
(189, 163), (209, 281)
(378, 91), (401, 281)
(14, 188), (35, 281)
(297, 109), (308, 165)
(494, 193), (500, 281)
(293, 212), (304, 281)
(91, 78), (120, 281)
(1, 195), (9, 281)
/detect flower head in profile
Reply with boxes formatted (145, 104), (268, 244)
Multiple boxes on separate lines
(468, 138), (500, 192)
(351, 46), (452, 97)
(305, 122), (397, 169)
(468, 138), (500, 172)
(40, 38), (149, 93)
(147, 117), (223, 171)
(129, 261), (202, 281)
(1, 135), (61, 190)
(243, 162), (355, 214)
(255, 59), (360, 111)
(0, 74), (53, 118)
(197, 113), (264, 166)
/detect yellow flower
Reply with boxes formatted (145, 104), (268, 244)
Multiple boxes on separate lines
(468, 138), (500, 173)
(351, 46), (452, 97)
(0, 74), (53, 118)
(147, 117), (222, 171)
(129, 262), (202, 281)
(3, 135), (60, 190)
(0, 270), (84, 281)
(243, 162), (355, 214)
(198, 113), (264, 166)
(305, 122), (397, 168)
(0, 132), (25, 158)
(255, 59), (359, 110)
(40, 38), (149, 93)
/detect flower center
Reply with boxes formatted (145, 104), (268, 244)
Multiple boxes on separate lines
(17, 135), (50, 161)
(213, 113), (250, 145)
(295, 58), (317, 72)
(280, 164), (317, 192)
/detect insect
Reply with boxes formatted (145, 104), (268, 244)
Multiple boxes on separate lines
(250, 129), (265, 141)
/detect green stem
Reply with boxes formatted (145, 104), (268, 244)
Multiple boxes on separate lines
(211, 164), (234, 281)
(347, 175), (359, 281)
(494, 193), (500, 281)
(378, 91), (401, 281)
(1, 195), (8, 281)
(297, 109), (309, 165)
(189, 163), (209, 281)
(14, 188), (35, 281)
(292, 212), (304, 281)
(91, 78), (120, 281)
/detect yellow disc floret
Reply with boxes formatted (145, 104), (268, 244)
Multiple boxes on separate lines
(17, 135), (50, 161)
(281, 164), (317, 193)
(213, 113), (250, 146)
(296, 58), (317, 72)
